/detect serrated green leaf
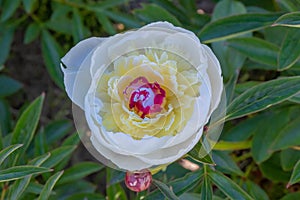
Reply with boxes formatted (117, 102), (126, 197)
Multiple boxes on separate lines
(0, 144), (23, 166)
(41, 146), (76, 168)
(134, 4), (181, 26)
(146, 170), (204, 199)
(208, 169), (253, 200)
(11, 94), (44, 161)
(37, 171), (64, 200)
(57, 162), (103, 185)
(213, 151), (244, 176)
(0, 0), (22, 22)
(278, 28), (300, 70)
(41, 30), (64, 89)
(22, 0), (37, 13)
(280, 149), (300, 171)
(273, 11), (300, 27)
(226, 76), (300, 121)
(188, 142), (215, 165)
(24, 22), (40, 44)
(0, 166), (51, 182)
(0, 25), (14, 65)
(152, 179), (180, 200)
(199, 13), (282, 43)
(227, 37), (279, 66)
(0, 75), (22, 97)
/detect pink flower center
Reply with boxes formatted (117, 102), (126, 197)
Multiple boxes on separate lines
(125, 170), (152, 192)
(124, 76), (166, 118)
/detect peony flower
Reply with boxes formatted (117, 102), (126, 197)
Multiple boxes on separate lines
(61, 21), (223, 172)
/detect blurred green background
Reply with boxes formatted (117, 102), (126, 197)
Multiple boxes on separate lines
(1, 0), (300, 199)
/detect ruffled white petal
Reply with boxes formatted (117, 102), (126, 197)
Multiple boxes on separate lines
(61, 37), (104, 108)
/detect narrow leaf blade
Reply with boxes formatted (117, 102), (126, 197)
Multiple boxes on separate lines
(38, 171), (64, 200)
(0, 144), (23, 165)
(0, 166), (51, 182)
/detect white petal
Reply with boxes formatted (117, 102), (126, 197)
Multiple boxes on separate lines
(90, 134), (153, 171)
(61, 37), (104, 108)
(202, 45), (223, 114)
(61, 37), (104, 72)
(141, 21), (199, 43)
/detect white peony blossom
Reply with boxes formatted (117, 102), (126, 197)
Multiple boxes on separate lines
(61, 22), (223, 172)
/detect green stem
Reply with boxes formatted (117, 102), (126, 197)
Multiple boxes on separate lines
(213, 140), (251, 151)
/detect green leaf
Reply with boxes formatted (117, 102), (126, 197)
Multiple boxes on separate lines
(66, 193), (105, 200)
(199, 12), (282, 43)
(278, 28), (300, 70)
(0, 99), (11, 136)
(0, 75), (22, 97)
(0, 0), (22, 22)
(272, 116), (300, 151)
(62, 132), (80, 146)
(208, 169), (253, 200)
(37, 171), (64, 200)
(278, 0), (300, 12)
(54, 180), (96, 199)
(0, 166), (51, 182)
(213, 151), (244, 176)
(57, 162), (103, 185)
(102, 10), (141, 28)
(72, 8), (85, 43)
(0, 144), (23, 166)
(251, 110), (290, 163)
(106, 168), (127, 200)
(146, 170), (204, 199)
(134, 4), (181, 26)
(188, 142), (215, 165)
(212, 0), (246, 21)
(152, 179), (180, 200)
(11, 94), (44, 159)
(280, 148), (300, 171)
(88, 0), (128, 10)
(273, 11), (300, 27)
(201, 166), (212, 200)
(226, 76), (300, 121)
(0, 24), (14, 65)
(288, 159), (300, 186)
(221, 114), (264, 142)
(28, 153), (51, 166)
(225, 70), (239, 103)
(44, 120), (72, 145)
(96, 12), (116, 35)
(227, 37), (279, 66)
(259, 153), (291, 182)
(24, 22), (40, 44)
(22, 0), (37, 13)
(41, 30), (64, 89)
(41, 146), (76, 168)
(280, 192), (300, 200)
(7, 176), (31, 200)
(242, 180), (269, 200)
